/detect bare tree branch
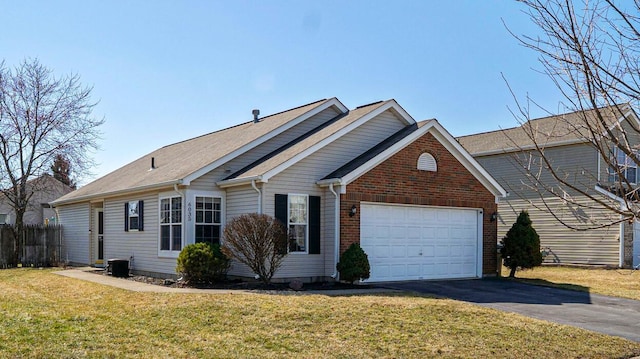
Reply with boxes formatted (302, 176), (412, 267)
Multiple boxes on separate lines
(499, 0), (640, 230)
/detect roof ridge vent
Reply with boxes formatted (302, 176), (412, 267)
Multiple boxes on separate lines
(252, 109), (260, 123)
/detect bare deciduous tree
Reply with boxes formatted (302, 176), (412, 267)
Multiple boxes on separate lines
(503, 0), (640, 229)
(222, 213), (287, 285)
(0, 58), (103, 261)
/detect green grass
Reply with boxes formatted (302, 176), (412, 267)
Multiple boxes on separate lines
(1, 268), (639, 358)
(507, 265), (640, 300)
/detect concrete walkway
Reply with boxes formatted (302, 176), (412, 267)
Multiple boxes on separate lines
(53, 269), (394, 296)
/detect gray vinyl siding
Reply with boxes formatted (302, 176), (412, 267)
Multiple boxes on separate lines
(498, 196), (620, 265)
(57, 203), (90, 265)
(190, 106), (340, 190)
(103, 193), (177, 276)
(225, 185), (260, 277)
(475, 141), (622, 266)
(476, 143), (600, 200)
(323, 188), (339, 276)
(261, 110), (406, 279)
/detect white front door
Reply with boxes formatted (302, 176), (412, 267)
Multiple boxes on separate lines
(360, 203), (481, 282)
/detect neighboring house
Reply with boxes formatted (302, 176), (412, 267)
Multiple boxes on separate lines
(458, 104), (640, 269)
(52, 98), (506, 282)
(0, 174), (74, 226)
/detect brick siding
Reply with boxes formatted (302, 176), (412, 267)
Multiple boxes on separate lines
(340, 132), (499, 276)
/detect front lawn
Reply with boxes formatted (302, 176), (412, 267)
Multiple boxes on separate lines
(507, 265), (640, 300)
(0, 269), (639, 358)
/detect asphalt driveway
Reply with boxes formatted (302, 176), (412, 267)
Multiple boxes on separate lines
(381, 278), (640, 342)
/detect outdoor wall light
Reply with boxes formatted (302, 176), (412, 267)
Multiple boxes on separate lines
(349, 205), (357, 217)
(490, 212), (498, 222)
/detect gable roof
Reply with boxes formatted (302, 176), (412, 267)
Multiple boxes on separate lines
(458, 104), (637, 156)
(52, 98), (348, 205)
(217, 99), (413, 187)
(318, 120), (507, 198)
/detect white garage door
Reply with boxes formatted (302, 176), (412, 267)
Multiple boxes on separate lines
(360, 203), (481, 282)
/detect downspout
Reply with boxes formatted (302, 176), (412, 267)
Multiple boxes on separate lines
(251, 180), (262, 214)
(620, 214), (625, 268)
(329, 183), (340, 279)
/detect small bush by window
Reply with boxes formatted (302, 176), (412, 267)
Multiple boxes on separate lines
(176, 242), (230, 284)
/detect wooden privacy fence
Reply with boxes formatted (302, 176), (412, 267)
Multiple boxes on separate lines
(0, 225), (63, 268)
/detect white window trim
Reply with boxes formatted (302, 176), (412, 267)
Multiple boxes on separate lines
(185, 190), (225, 247)
(288, 193), (309, 254)
(158, 193), (184, 258)
(194, 195), (222, 245)
(127, 200), (140, 232)
(611, 147), (638, 184)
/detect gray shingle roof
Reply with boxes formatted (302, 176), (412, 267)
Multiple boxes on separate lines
(225, 100), (391, 181)
(53, 99), (334, 204)
(457, 105), (629, 155)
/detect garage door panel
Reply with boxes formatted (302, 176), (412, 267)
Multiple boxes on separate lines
(361, 203), (480, 282)
(391, 246), (406, 258)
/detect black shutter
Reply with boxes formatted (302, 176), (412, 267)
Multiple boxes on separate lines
(138, 200), (144, 231)
(308, 196), (321, 254)
(275, 194), (288, 225)
(124, 202), (129, 232)
(274, 194), (288, 254)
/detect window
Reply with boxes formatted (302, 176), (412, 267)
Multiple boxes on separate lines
(288, 194), (308, 252)
(160, 196), (182, 253)
(125, 200), (143, 231)
(0, 214), (7, 225)
(275, 194), (320, 254)
(609, 147), (638, 184)
(195, 196), (221, 246)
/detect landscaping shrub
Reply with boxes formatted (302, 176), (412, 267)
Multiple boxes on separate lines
(222, 213), (287, 285)
(176, 243), (230, 284)
(337, 243), (370, 284)
(500, 210), (543, 278)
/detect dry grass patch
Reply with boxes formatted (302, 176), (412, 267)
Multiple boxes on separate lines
(509, 265), (640, 300)
(0, 268), (639, 358)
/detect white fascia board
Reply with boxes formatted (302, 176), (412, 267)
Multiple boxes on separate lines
(316, 178), (343, 187)
(182, 97), (348, 185)
(216, 175), (264, 188)
(340, 120), (507, 198)
(259, 100), (401, 182)
(429, 123), (507, 197)
(470, 138), (586, 157)
(339, 122), (436, 185)
(51, 179), (183, 206)
(386, 99), (416, 125)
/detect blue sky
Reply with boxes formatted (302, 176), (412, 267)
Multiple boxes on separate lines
(1, 1), (560, 183)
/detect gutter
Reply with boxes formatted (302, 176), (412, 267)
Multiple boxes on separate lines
(329, 183), (340, 279)
(217, 175), (264, 189)
(51, 179), (183, 206)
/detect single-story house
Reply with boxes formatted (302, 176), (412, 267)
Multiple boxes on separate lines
(52, 98), (506, 282)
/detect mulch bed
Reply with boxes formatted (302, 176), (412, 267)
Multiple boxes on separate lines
(90, 268), (370, 292)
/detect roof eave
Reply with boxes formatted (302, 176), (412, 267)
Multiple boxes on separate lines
(181, 97), (348, 185)
(339, 120), (507, 198)
(51, 179), (184, 206)
(216, 176), (264, 188)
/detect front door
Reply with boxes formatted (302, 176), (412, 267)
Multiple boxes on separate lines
(94, 209), (104, 266)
